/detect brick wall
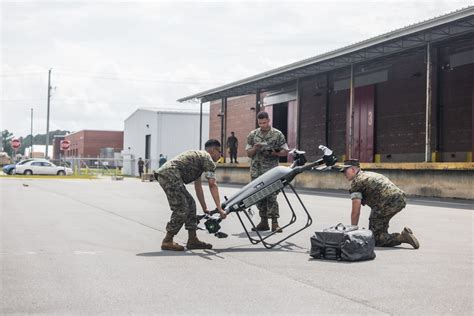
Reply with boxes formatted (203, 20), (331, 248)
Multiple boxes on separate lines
(210, 94), (257, 162)
(438, 37), (474, 155)
(299, 76), (330, 161)
(375, 49), (427, 159)
(65, 130), (123, 158)
(208, 37), (473, 164)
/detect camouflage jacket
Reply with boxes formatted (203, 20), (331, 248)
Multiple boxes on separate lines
(349, 170), (406, 209)
(157, 150), (216, 184)
(246, 127), (289, 178)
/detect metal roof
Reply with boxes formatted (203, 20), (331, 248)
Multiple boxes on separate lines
(124, 107), (209, 122)
(178, 6), (474, 103)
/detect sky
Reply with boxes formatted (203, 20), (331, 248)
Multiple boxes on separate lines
(1, 0), (472, 138)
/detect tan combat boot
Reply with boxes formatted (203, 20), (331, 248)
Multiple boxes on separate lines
(271, 218), (283, 233)
(186, 230), (213, 250)
(161, 232), (185, 251)
(399, 227), (420, 249)
(251, 217), (270, 231)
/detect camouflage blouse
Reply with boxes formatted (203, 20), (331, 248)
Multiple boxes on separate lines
(350, 171), (405, 209)
(158, 150), (216, 184)
(246, 127), (289, 178)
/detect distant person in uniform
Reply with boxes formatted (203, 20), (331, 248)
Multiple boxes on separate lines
(159, 154), (167, 167)
(137, 157), (145, 178)
(226, 131), (239, 163)
(246, 111), (289, 233)
(155, 139), (227, 251)
(340, 159), (419, 249)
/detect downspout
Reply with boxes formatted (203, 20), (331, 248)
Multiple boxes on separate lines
(325, 73), (330, 147)
(348, 64), (355, 159)
(199, 101), (203, 150)
(220, 98), (225, 158)
(425, 43), (432, 162)
(223, 97), (228, 163)
(296, 79), (301, 149)
(256, 89), (261, 128)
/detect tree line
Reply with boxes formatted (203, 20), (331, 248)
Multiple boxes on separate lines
(1, 129), (70, 157)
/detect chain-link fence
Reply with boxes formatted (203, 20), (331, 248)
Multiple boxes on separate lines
(53, 157), (124, 176)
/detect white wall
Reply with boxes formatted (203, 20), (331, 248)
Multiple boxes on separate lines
(123, 109), (158, 176)
(157, 112), (209, 162)
(123, 109), (209, 176)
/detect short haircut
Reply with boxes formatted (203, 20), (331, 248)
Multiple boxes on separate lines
(205, 139), (221, 149)
(257, 111), (269, 120)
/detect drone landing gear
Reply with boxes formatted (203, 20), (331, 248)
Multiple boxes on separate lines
(235, 182), (312, 249)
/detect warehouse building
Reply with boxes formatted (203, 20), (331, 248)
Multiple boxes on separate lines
(179, 7), (474, 163)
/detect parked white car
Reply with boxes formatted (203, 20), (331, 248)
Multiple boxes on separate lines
(15, 159), (73, 176)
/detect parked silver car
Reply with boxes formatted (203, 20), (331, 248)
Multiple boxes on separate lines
(15, 159), (73, 176)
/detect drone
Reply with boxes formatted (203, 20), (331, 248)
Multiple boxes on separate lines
(197, 145), (338, 248)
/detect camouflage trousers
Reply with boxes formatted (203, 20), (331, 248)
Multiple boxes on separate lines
(156, 171), (197, 234)
(252, 176), (280, 219)
(369, 194), (407, 247)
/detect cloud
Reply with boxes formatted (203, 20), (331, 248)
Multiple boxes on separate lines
(1, 0), (472, 137)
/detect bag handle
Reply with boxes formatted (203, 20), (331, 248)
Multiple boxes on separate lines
(334, 223), (346, 231)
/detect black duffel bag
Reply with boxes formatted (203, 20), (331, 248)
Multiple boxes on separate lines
(310, 223), (376, 261)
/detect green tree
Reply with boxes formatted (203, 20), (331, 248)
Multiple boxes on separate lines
(1, 130), (14, 155)
(18, 130), (70, 156)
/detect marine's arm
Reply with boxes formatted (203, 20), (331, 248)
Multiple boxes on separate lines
(351, 198), (362, 225)
(194, 177), (208, 213)
(246, 132), (262, 158)
(207, 177), (226, 219)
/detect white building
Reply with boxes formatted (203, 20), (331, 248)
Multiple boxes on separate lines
(122, 108), (209, 176)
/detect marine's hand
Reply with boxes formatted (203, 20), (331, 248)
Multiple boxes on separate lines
(270, 149), (281, 156)
(203, 209), (211, 215)
(218, 208), (227, 219)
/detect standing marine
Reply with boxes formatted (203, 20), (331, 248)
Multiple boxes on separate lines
(245, 111), (289, 233)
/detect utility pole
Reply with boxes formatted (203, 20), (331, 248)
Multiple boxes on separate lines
(30, 108), (34, 158)
(45, 69), (52, 159)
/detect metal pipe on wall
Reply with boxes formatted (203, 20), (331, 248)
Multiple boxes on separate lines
(199, 101), (203, 150)
(425, 43), (432, 162)
(325, 73), (330, 147)
(256, 89), (261, 128)
(223, 97), (228, 163)
(219, 98), (225, 160)
(296, 79), (301, 149)
(348, 64), (355, 159)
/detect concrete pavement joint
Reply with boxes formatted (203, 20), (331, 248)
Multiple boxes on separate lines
(15, 181), (388, 312)
(26, 180), (171, 235)
(212, 246), (390, 314)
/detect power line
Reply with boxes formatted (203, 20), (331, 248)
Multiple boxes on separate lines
(0, 72), (46, 77)
(1, 98), (45, 102)
(55, 68), (234, 82)
(54, 71), (226, 85)
(0, 98), (200, 106)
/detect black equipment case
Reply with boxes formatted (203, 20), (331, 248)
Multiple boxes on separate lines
(310, 224), (376, 261)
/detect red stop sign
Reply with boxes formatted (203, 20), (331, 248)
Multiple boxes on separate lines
(11, 139), (21, 149)
(60, 140), (71, 150)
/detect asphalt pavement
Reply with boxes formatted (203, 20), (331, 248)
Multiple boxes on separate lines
(1, 177), (472, 314)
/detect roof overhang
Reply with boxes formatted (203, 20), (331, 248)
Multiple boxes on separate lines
(178, 7), (474, 103)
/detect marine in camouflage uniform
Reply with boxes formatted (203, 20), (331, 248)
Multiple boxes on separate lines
(156, 139), (226, 251)
(341, 159), (419, 248)
(245, 111), (289, 232)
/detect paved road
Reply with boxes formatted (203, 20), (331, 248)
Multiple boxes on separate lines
(1, 177), (472, 314)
